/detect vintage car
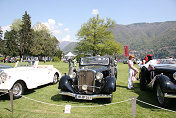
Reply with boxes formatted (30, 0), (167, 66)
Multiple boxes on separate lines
(58, 56), (117, 103)
(139, 59), (176, 106)
(0, 61), (61, 99)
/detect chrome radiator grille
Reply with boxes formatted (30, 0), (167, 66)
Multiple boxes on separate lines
(78, 70), (95, 93)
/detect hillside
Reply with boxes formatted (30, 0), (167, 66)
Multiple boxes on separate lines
(61, 21), (176, 58)
(62, 42), (78, 54)
(59, 41), (73, 50)
(112, 21), (176, 58)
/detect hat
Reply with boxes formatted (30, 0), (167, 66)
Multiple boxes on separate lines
(129, 55), (135, 59)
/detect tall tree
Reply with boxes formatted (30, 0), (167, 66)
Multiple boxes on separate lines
(10, 19), (22, 31)
(32, 22), (61, 57)
(19, 11), (33, 57)
(4, 30), (19, 57)
(3, 19), (22, 57)
(75, 15), (122, 56)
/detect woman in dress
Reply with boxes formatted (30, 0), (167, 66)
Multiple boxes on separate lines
(128, 55), (139, 89)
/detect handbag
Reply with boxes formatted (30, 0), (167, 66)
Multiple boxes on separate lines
(132, 76), (137, 81)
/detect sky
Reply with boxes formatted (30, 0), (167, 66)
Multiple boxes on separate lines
(0, 0), (176, 42)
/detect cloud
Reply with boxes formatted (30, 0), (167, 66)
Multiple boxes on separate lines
(43, 19), (56, 30)
(52, 30), (61, 35)
(48, 19), (56, 25)
(58, 23), (63, 27)
(42, 19), (61, 36)
(42, 19), (73, 41)
(61, 35), (71, 41)
(64, 28), (69, 32)
(92, 9), (99, 15)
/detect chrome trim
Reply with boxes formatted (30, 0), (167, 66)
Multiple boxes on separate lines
(0, 89), (9, 93)
(164, 93), (176, 98)
(75, 85), (101, 89)
(59, 91), (112, 99)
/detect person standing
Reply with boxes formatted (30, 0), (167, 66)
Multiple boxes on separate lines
(128, 55), (139, 89)
(73, 58), (77, 67)
(68, 58), (72, 68)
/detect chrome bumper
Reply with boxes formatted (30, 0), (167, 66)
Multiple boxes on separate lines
(164, 93), (176, 98)
(0, 89), (9, 93)
(59, 91), (112, 100)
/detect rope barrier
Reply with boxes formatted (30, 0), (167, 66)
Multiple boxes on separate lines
(21, 95), (176, 112)
(136, 99), (176, 113)
(21, 95), (131, 108)
(1, 92), (176, 113)
(72, 99), (131, 108)
(21, 96), (64, 107)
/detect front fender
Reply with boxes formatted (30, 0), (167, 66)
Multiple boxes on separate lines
(154, 74), (176, 93)
(102, 76), (116, 94)
(58, 74), (74, 93)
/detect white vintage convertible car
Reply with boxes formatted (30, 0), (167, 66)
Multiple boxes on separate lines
(0, 61), (61, 98)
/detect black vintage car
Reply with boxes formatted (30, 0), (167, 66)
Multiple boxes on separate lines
(139, 59), (176, 106)
(58, 56), (117, 102)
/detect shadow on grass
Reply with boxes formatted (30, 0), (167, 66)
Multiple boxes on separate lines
(133, 83), (176, 111)
(0, 83), (54, 101)
(51, 94), (112, 105)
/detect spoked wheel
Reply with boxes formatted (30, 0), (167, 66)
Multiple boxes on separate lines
(53, 74), (58, 84)
(156, 84), (169, 107)
(12, 82), (24, 99)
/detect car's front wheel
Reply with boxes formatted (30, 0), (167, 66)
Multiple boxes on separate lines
(53, 74), (58, 84)
(156, 84), (169, 107)
(12, 81), (24, 99)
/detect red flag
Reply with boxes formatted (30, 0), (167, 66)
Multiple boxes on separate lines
(124, 45), (129, 57)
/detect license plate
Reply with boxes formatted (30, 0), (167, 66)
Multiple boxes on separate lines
(75, 95), (92, 100)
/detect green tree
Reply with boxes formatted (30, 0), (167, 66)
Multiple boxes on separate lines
(4, 30), (19, 57)
(32, 22), (61, 57)
(75, 15), (122, 56)
(3, 19), (22, 57)
(19, 11), (33, 57)
(10, 19), (22, 31)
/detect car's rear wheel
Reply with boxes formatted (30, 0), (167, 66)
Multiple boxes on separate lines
(156, 84), (169, 107)
(53, 74), (58, 84)
(12, 81), (24, 99)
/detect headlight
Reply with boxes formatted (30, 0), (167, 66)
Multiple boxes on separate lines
(0, 72), (8, 83)
(69, 72), (76, 78)
(96, 72), (103, 80)
(173, 72), (176, 80)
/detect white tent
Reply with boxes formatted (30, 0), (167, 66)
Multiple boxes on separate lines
(65, 52), (76, 57)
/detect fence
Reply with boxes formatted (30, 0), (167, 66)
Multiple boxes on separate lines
(0, 91), (176, 118)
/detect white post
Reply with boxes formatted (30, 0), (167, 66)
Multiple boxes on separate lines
(10, 90), (13, 113)
(131, 96), (136, 118)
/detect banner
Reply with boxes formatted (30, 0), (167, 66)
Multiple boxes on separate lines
(124, 45), (129, 57)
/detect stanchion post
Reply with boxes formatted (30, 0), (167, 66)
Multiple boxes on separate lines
(131, 96), (136, 118)
(9, 90), (13, 113)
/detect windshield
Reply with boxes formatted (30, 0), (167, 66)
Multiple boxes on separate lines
(80, 57), (109, 66)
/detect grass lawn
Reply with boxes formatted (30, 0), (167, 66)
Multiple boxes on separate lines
(0, 61), (176, 118)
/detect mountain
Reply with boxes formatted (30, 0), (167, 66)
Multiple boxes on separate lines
(60, 21), (176, 58)
(62, 42), (78, 54)
(59, 41), (73, 50)
(112, 21), (176, 58)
